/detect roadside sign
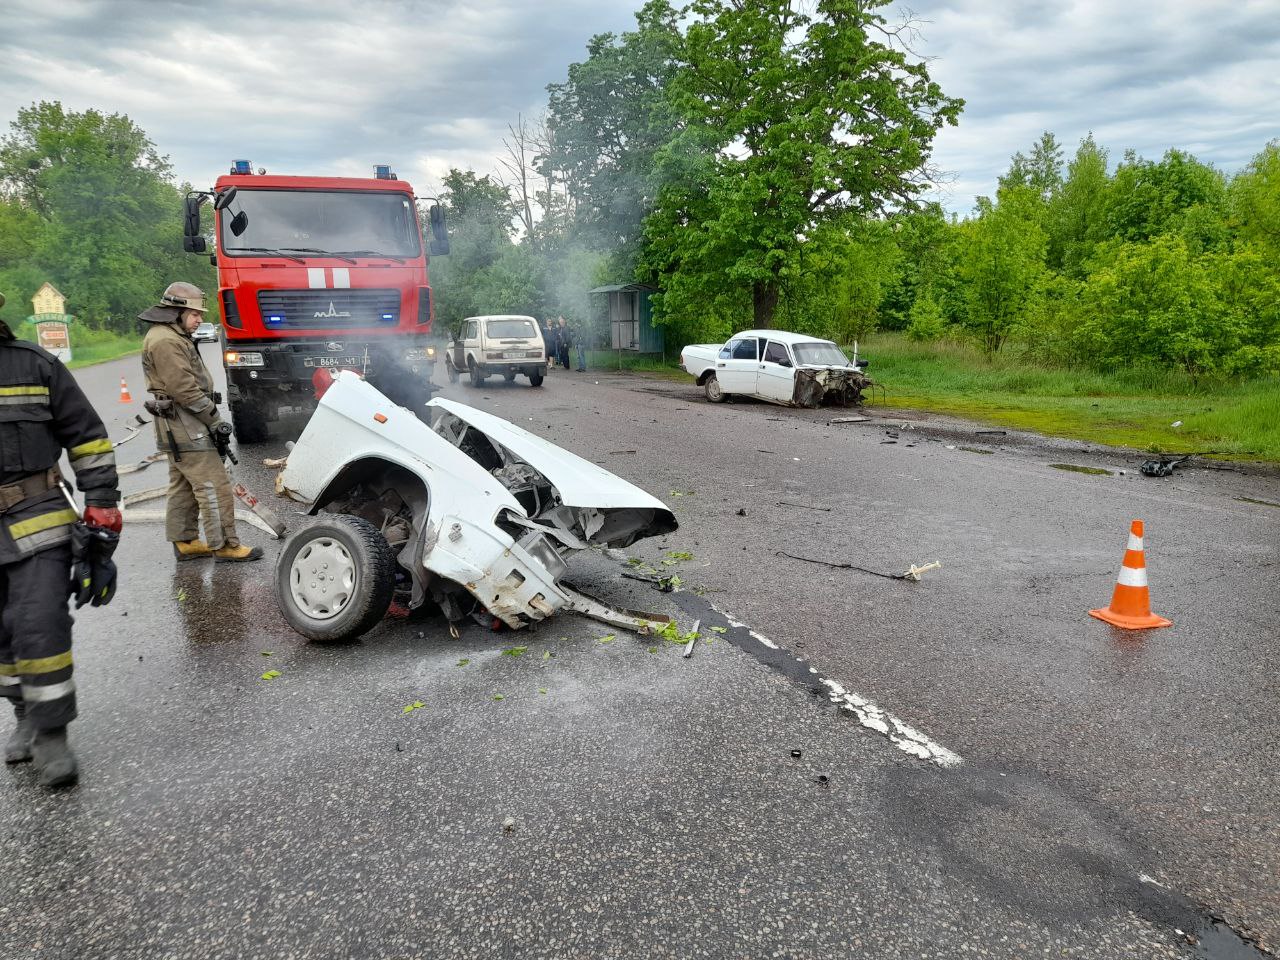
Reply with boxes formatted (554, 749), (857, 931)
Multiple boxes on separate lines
(35, 319), (72, 361)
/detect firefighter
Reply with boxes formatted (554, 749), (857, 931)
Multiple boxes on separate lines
(0, 291), (122, 788)
(139, 282), (261, 563)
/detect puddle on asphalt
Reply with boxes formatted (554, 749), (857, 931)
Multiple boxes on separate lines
(1188, 918), (1270, 959)
(1050, 463), (1114, 476)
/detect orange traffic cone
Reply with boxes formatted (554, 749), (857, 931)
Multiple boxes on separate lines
(118, 377), (132, 403)
(1089, 520), (1172, 630)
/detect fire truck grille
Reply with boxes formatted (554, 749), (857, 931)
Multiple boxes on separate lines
(256, 289), (401, 328)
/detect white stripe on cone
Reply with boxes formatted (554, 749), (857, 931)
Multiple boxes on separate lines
(1117, 565), (1149, 588)
(1127, 532), (1144, 551)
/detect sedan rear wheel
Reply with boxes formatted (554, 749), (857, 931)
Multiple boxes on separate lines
(704, 374), (725, 403)
(276, 515), (396, 644)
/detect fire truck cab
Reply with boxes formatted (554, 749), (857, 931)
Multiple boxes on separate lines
(182, 160), (449, 442)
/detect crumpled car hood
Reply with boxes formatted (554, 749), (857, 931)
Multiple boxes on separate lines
(792, 366), (872, 408)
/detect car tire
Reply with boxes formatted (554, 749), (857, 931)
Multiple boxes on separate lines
(704, 374), (725, 403)
(231, 400), (270, 443)
(468, 359), (486, 387)
(529, 373), (544, 387)
(276, 515), (396, 644)
(446, 359), (459, 383)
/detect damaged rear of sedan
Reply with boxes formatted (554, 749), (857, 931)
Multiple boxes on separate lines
(680, 330), (872, 408)
(275, 372), (677, 642)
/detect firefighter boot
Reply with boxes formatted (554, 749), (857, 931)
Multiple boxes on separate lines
(214, 543), (264, 563)
(32, 727), (78, 788)
(4, 700), (34, 764)
(172, 539), (213, 561)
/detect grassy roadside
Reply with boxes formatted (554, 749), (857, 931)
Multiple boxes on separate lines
(860, 333), (1280, 462)
(586, 337), (1280, 462)
(67, 340), (141, 369)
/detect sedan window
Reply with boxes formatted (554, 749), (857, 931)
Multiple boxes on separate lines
(763, 341), (792, 366)
(730, 338), (759, 361)
(719, 339), (739, 360)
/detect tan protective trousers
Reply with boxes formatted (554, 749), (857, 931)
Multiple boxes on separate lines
(165, 451), (240, 549)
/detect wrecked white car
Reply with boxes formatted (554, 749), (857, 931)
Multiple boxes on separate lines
(680, 330), (871, 407)
(274, 372), (677, 642)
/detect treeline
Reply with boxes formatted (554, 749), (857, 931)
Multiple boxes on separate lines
(0, 102), (211, 335)
(439, 0), (1279, 379)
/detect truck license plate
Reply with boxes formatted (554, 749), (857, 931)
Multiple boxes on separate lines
(304, 355), (364, 368)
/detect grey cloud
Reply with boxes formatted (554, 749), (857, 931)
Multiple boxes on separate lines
(896, 0), (1280, 212)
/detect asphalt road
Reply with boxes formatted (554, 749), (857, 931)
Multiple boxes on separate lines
(1, 351), (1276, 959)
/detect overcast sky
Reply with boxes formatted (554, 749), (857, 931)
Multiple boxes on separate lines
(2, 0), (1277, 216)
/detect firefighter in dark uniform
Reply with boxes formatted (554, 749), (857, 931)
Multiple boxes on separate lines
(0, 291), (121, 788)
(139, 282), (261, 562)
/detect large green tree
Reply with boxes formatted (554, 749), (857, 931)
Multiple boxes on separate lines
(0, 101), (210, 332)
(641, 0), (962, 330)
(543, 0), (681, 273)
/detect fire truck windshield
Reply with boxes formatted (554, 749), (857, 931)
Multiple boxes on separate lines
(219, 189), (421, 258)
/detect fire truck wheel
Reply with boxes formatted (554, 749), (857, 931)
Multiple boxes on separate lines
(231, 401), (270, 443)
(276, 515), (396, 644)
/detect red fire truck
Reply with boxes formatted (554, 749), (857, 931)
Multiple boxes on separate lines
(182, 160), (449, 442)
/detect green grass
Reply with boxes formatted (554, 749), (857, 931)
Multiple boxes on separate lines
(66, 337), (141, 369)
(862, 333), (1280, 462)
(585, 350), (684, 376)
(12, 321), (141, 369)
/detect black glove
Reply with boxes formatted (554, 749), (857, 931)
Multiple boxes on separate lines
(70, 522), (120, 609)
(211, 420), (237, 464)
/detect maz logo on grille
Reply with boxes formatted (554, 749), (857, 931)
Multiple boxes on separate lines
(326, 342), (345, 351)
(314, 302), (352, 319)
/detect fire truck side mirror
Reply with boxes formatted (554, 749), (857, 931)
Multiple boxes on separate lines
(428, 204), (450, 256)
(183, 196), (207, 253)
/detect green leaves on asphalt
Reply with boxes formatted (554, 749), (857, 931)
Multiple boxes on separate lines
(456, 658), (470, 667)
(492, 694), (505, 701)
(260, 670), (281, 681)
(666, 551), (694, 562)
(501, 646), (528, 657)
(402, 700), (426, 715)
(598, 634), (616, 644)
(709, 626), (727, 634)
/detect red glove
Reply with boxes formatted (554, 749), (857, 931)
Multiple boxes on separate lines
(84, 506), (123, 533)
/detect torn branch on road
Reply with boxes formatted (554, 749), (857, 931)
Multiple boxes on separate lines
(777, 550), (942, 581)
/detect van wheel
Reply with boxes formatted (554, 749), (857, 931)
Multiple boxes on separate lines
(276, 515), (395, 644)
(704, 374), (725, 403)
(468, 359), (486, 387)
(529, 373), (544, 387)
(446, 359), (459, 383)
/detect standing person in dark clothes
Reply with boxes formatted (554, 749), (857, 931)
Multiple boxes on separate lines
(0, 291), (121, 789)
(556, 316), (572, 371)
(573, 319), (588, 372)
(544, 319), (559, 369)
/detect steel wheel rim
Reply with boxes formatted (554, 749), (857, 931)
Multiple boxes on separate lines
(289, 537), (357, 620)
(707, 378), (722, 400)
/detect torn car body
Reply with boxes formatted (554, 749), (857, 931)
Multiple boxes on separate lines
(276, 372), (676, 639)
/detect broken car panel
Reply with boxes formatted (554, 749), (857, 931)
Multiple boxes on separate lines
(275, 372), (676, 642)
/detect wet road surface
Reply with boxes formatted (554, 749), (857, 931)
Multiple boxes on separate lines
(0, 353), (1275, 958)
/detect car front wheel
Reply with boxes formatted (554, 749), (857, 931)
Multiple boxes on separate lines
(704, 374), (725, 403)
(275, 515), (396, 644)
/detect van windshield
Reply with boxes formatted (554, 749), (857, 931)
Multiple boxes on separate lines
(487, 319), (537, 338)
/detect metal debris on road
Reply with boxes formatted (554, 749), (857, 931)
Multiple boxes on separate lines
(776, 500), (831, 512)
(682, 619), (701, 658)
(1140, 454), (1192, 477)
(777, 550), (942, 582)
(828, 416), (870, 424)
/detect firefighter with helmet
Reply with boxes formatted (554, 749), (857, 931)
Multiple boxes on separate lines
(0, 290), (122, 788)
(139, 282), (261, 563)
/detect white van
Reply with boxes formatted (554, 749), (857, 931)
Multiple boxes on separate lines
(444, 315), (547, 387)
